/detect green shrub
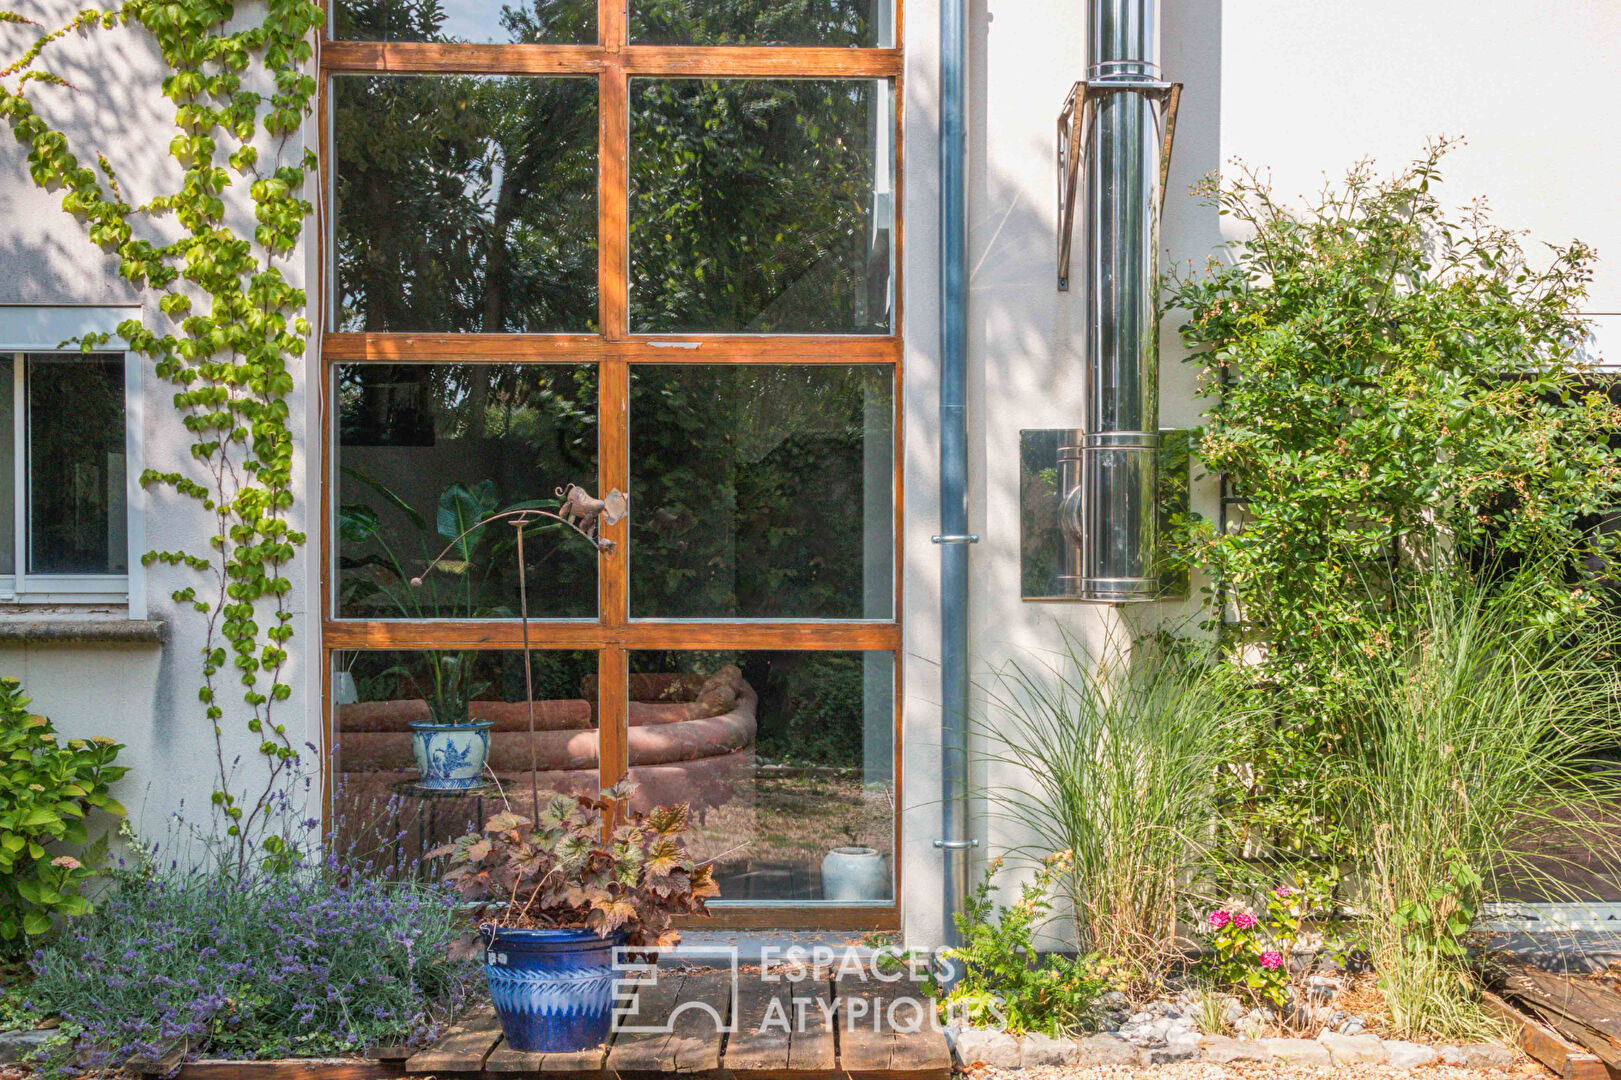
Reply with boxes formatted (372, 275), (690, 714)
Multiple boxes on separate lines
(0, 676), (125, 944)
(938, 855), (1104, 1037)
(974, 630), (1255, 973)
(1166, 140), (1621, 853)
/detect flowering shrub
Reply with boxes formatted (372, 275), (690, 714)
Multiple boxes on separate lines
(26, 860), (473, 1068)
(1202, 885), (1311, 1009)
(936, 854), (1105, 1037)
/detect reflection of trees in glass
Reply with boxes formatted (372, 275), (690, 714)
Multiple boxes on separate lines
(337, 365), (599, 618)
(334, 72), (598, 332)
(333, 0), (594, 46)
(630, 79), (891, 333)
(631, 0), (886, 47)
(630, 366), (889, 618)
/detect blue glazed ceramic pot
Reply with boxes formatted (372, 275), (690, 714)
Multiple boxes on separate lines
(408, 720), (493, 790)
(482, 927), (623, 1053)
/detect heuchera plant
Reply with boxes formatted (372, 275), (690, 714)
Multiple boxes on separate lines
(432, 782), (716, 949)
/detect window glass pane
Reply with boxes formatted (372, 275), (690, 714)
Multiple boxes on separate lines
(333, 75), (598, 333)
(331, 648), (598, 868)
(27, 354), (125, 575)
(631, 365), (893, 619)
(630, 0), (892, 47)
(336, 364), (599, 619)
(0, 357), (12, 576)
(333, 0), (595, 44)
(627, 649), (894, 904)
(630, 79), (894, 334)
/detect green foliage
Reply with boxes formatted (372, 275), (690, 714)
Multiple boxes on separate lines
(432, 781), (718, 949)
(1391, 852), (1480, 961)
(0, 677), (125, 945)
(29, 857), (473, 1068)
(0, 0), (322, 868)
(1167, 139), (1621, 853)
(937, 855), (1104, 1037)
(974, 629), (1255, 973)
(1327, 571), (1621, 1038)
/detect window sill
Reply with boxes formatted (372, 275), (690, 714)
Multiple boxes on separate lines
(0, 617), (166, 646)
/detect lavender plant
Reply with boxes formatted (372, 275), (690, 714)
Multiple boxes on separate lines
(26, 858), (473, 1068)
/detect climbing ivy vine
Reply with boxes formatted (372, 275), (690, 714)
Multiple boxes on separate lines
(0, 0), (322, 871)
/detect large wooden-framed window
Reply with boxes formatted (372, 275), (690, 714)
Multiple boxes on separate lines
(318, 0), (903, 928)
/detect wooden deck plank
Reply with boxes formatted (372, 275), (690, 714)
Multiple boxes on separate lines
(406, 1007), (504, 1073)
(665, 969), (734, 1073)
(723, 974), (792, 1078)
(786, 976), (838, 1078)
(605, 968), (689, 1075)
(835, 976), (951, 1080)
(178, 1063), (406, 1080)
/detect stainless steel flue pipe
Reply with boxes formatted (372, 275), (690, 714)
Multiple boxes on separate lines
(1057, 0), (1167, 602)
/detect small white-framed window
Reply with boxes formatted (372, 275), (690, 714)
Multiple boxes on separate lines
(0, 306), (144, 613)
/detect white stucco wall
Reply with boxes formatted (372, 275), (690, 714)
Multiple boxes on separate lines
(0, 0), (318, 853)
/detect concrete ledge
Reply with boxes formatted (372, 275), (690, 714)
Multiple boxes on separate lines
(0, 619), (166, 645)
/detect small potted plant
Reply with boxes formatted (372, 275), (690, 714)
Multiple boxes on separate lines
(820, 822), (890, 902)
(400, 651), (493, 790)
(432, 781), (718, 1053)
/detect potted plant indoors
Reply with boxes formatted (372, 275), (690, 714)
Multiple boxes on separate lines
(339, 477), (521, 790)
(431, 781), (718, 1053)
(820, 822), (890, 902)
(402, 651), (494, 790)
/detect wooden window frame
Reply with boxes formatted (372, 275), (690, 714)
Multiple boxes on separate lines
(316, 0), (905, 930)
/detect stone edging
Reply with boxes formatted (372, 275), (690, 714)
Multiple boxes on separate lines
(951, 1027), (1517, 1071)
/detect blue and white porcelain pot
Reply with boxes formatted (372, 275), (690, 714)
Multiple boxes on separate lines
(408, 720), (493, 790)
(482, 926), (623, 1053)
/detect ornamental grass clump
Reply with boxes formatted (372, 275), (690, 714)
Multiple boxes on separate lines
(974, 629), (1258, 975)
(27, 859), (473, 1069)
(1332, 572), (1621, 1039)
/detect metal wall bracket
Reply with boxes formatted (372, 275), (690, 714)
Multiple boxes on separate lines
(933, 838), (980, 850)
(932, 534), (980, 545)
(1056, 78), (1182, 291)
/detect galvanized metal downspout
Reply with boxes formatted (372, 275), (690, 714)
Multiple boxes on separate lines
(937, 0), (972, 947)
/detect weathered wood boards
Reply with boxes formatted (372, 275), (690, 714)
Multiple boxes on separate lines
(1482, 990), (1609, 1080)
(723, 971), (837, 1080)
(836, 975), (953, 1080)
(404, 1007), (503, 1073)
(607, 967), (734, 1077)
(1495, 964), (1621, 1075)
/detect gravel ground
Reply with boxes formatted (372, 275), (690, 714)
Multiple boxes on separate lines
(965, 1062), (1545, 1080)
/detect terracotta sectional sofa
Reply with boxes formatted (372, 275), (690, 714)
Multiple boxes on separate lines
(332, 667), (757, 847)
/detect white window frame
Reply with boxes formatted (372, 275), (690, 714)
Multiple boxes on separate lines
(0, 306), (145, 615)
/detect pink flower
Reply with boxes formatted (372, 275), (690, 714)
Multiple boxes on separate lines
(1232, 911), (1258, 930)
(1259, 951), (1285, 970)
(1275, 886), (1293, 898)
(1208, 909), (1231, 929)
